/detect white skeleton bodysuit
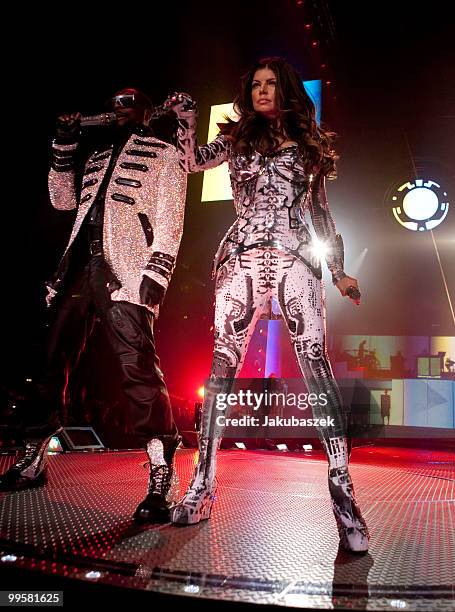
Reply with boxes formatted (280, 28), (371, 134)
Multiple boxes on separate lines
(171, 109), (369, 551)
(178, 110), (347, 455)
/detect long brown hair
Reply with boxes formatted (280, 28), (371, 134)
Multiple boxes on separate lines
(221, 57), (338, 178)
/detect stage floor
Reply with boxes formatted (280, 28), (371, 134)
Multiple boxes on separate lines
(0, 446), (454, 610)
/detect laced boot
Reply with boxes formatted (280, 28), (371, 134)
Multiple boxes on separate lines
(133, 434), (180, 523)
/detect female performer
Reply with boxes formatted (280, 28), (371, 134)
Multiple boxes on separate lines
(167, 57), (369, 552)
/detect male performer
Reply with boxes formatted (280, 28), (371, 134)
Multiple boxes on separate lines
(0, 88), (187, 523)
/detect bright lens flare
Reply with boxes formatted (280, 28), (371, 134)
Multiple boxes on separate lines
(311, 239), (329, 260)
(197, 386), (205, 399)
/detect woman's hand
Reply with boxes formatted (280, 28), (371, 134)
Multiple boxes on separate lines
(336, 275), (361, 305)
(163, 92), (197, 117)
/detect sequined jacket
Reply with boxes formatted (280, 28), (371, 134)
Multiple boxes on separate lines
(47, 128), (187, 314)
(176, 111), (345, 283)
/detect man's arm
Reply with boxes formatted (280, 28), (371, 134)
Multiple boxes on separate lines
(48, 113), (81, 211)
(140, 147), (187, 305)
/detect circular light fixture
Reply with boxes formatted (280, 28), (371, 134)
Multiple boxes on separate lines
(391, 179), (449, 231)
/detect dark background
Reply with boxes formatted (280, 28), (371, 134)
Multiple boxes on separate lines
(4, 0), (455, 407)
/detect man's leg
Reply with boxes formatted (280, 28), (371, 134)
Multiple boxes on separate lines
(0, 261), (92, 490)
(276, 254), (369, 552)
(87, 255), (178, 521)
(108, 301), (180, 522)
(104, 300), (176, 439)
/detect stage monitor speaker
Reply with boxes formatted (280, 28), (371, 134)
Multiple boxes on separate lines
(57, 427), (104, 451)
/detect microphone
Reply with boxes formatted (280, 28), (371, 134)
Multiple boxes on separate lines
(80, 112), (117, 127)
(79, 102), (172, 128)
(148, 102), (174, 120)
(346, 286), (361, 303)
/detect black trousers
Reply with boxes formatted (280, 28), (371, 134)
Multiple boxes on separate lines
(29, 238), (177, 447)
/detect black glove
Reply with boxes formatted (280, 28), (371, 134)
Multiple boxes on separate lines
(139, 275), (165, 308)
(55, 113), (81, 144)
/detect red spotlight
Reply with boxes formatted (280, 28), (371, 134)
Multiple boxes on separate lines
(197, 386), (205, 399)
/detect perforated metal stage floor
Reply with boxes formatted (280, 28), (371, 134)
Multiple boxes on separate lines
(0, 446), (454, 610)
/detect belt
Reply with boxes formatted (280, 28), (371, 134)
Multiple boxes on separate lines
(89, 239), (103, 256)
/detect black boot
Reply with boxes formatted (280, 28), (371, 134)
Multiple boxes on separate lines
(0, 431), (59, 492)
(133, 434), (180, 523)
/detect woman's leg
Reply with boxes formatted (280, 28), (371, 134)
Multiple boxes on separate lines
(172, 251), (269, 524)
(275, 254), (369, 551)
